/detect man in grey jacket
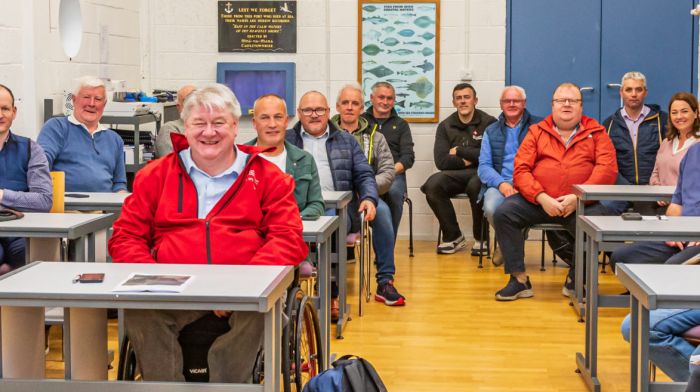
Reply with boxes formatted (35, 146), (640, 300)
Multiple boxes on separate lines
(155, 84), (196, 157)
(331, 83), (404, 307)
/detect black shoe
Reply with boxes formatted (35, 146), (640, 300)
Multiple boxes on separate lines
(495, 275), (533, 301)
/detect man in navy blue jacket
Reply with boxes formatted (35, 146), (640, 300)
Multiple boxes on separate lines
(286, 91), (406, 309)
(477, 86), (542, 265)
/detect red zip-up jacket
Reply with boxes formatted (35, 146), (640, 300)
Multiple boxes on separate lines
(514, 115), (618, 204)
(108, 134), (308, 266)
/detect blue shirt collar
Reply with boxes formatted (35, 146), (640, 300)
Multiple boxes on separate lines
(180, 145), (248, 179)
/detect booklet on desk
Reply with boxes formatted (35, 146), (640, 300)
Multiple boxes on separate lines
(113, 273), (193, 293)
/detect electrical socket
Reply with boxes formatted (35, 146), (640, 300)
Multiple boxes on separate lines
(460, 68), (473, 81)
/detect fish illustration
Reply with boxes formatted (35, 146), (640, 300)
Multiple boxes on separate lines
(389, 60), (411, 64)
(363, 30), (382, 40)
(362, 5), (378, 12)
(362, 44), (383, 56)
(387, 49), (414, 55)
(396, 92), (410, 98)
(382, 26), (396, 33)
(419, 32), (436, 40)
(363, 60), (378, 66)
(364, 100), (371, 108)
(414, 16), (435, 28)
(414, 60), (434, 73)
(394, 20), (408, 25)
(363, 16), (388, 24)
(420, 47), (434, 56)
(410, 100), (433, 109)
(398, 29), (415, 37)
(407, 76), (434, 99)
(403, 41), (422, 46)
(385, 78), (407, 83)
(382, 37), (400, 47)
(395, 100), (406, 108)
(362, 77), (373, 89)
(397, 70), (418, 76)
(364, 65), (394, 78)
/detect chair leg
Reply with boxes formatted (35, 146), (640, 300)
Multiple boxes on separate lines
(600, 251), (607, 274)
(540, 231), (546, 271)
(406, 197), (414, 257)
(478, 213), (485, 269)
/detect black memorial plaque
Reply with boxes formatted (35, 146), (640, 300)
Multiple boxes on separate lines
(218, 1), (297, 53)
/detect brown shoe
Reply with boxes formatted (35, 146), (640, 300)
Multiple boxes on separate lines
(331, 297), (340, 322)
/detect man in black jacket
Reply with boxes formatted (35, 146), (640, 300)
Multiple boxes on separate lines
(363, 82), (415, 241)
(421, 83), (496, 254)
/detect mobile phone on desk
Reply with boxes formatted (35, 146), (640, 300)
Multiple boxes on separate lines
(73, 273), (105, 283)
(65, 193), (90, 198)
(621, 212), (642, 221)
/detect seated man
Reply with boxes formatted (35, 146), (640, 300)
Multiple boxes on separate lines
(330, 83), (403, 306)
(0, 84), (53, 274)
(477, 85), (542, 265)
(493, 82), (617, 301)
(246, 94), (324, 219)
(108, 84), (307, 382)
(601, 72), (667, 215)
(421, 83), (496, 255)
(155, 84), (196, 157)
(38, 76), (127, 193)
(286, 91), (405, 308)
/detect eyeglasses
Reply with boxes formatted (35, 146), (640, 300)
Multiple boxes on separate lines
(500, 99), (525, 105)
(299, 107), (328, 116)
(552, 98), (582, 105)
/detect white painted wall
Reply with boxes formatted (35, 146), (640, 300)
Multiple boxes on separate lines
(0, 0), (141, 140)
(146, 0), (507, 241)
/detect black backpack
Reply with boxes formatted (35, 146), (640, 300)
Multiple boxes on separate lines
(303, 355), (387, 392)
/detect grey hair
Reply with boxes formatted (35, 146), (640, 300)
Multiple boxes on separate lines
(621, 71), (647, 88)
(371, 81), (395, 95)
(503, 85), (527, 100)
(72, 76), (106, 97)
(181, 83), (242, 121)
(336, 82), (363, 103)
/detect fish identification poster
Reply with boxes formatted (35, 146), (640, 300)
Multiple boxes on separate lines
(359, 1), (439, 122)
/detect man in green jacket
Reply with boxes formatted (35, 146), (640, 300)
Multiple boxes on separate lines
(248, 94), (324, 218)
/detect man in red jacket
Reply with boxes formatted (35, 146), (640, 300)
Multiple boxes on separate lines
(108, 84), (307, 381)
(493, 82), (617, 301)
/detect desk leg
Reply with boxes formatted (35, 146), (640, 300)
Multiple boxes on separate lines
(576, 235), (601, 392)
(264, 298), (282, 392)
(74, 236), (86, 262)
(336, 205), (349, 339)
(317, 239), (330, 369)
(86, 233), (96, 263)
(65, 308), (107, 380)
(0, 306), (44, 378)
(632, 299), (650, 392)
(630, 295), (639, 392)
(574, 199), (585, 321)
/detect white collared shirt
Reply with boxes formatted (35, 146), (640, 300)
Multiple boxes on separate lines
(67, 114), (109, 135)
(301, 126), (334, 191)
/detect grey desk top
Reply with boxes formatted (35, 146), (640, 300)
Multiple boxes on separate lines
(64, 192), (130, 212)
(0, 261), (293, 312)
(0, 213), (115, 239)
(616, 264), (700, 310)
(322, 191), (352, 209)
(302, 216), (339, 243)
(573, 184), (675, 201)
(577, 215), (700, 242)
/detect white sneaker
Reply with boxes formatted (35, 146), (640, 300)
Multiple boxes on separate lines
(437, 235), (466, 254)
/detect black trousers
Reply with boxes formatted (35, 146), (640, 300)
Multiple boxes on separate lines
(421, 168), (486, 242)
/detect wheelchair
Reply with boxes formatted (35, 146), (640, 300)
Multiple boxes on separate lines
(117, 270), (324, 391)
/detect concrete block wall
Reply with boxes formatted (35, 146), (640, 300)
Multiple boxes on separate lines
(146, 0), (507, 241)
(0, 0), (141, 140)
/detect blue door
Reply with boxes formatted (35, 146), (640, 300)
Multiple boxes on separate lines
(600, 0), (697, 118)
(507, 0), (698, 121)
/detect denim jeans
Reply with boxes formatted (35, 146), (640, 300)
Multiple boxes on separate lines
(0, 237), (26, 270)
(483, 186), (506, 225)
(381, 173), (406, 241)
(372, 198), (396, 284)
(621, 309), (700, 381)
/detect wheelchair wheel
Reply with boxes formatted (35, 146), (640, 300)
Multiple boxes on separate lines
(282, 286), (302, 392)
(116, 335), (141, 381)
(293, 295), (323, 390)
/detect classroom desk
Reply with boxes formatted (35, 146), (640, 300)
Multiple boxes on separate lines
(64, 192), (131, 213)
(0, 261), (293, 392)
(616, 264), (698, 392)
(572, 185), (675, 320)
(575, 215), (700, 392)
(321, 190), (352, 338)
(0, 213), (115, 263)
(302, 215), (339, 369)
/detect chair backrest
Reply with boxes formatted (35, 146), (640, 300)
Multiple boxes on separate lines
(50, 171), (65, 213)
